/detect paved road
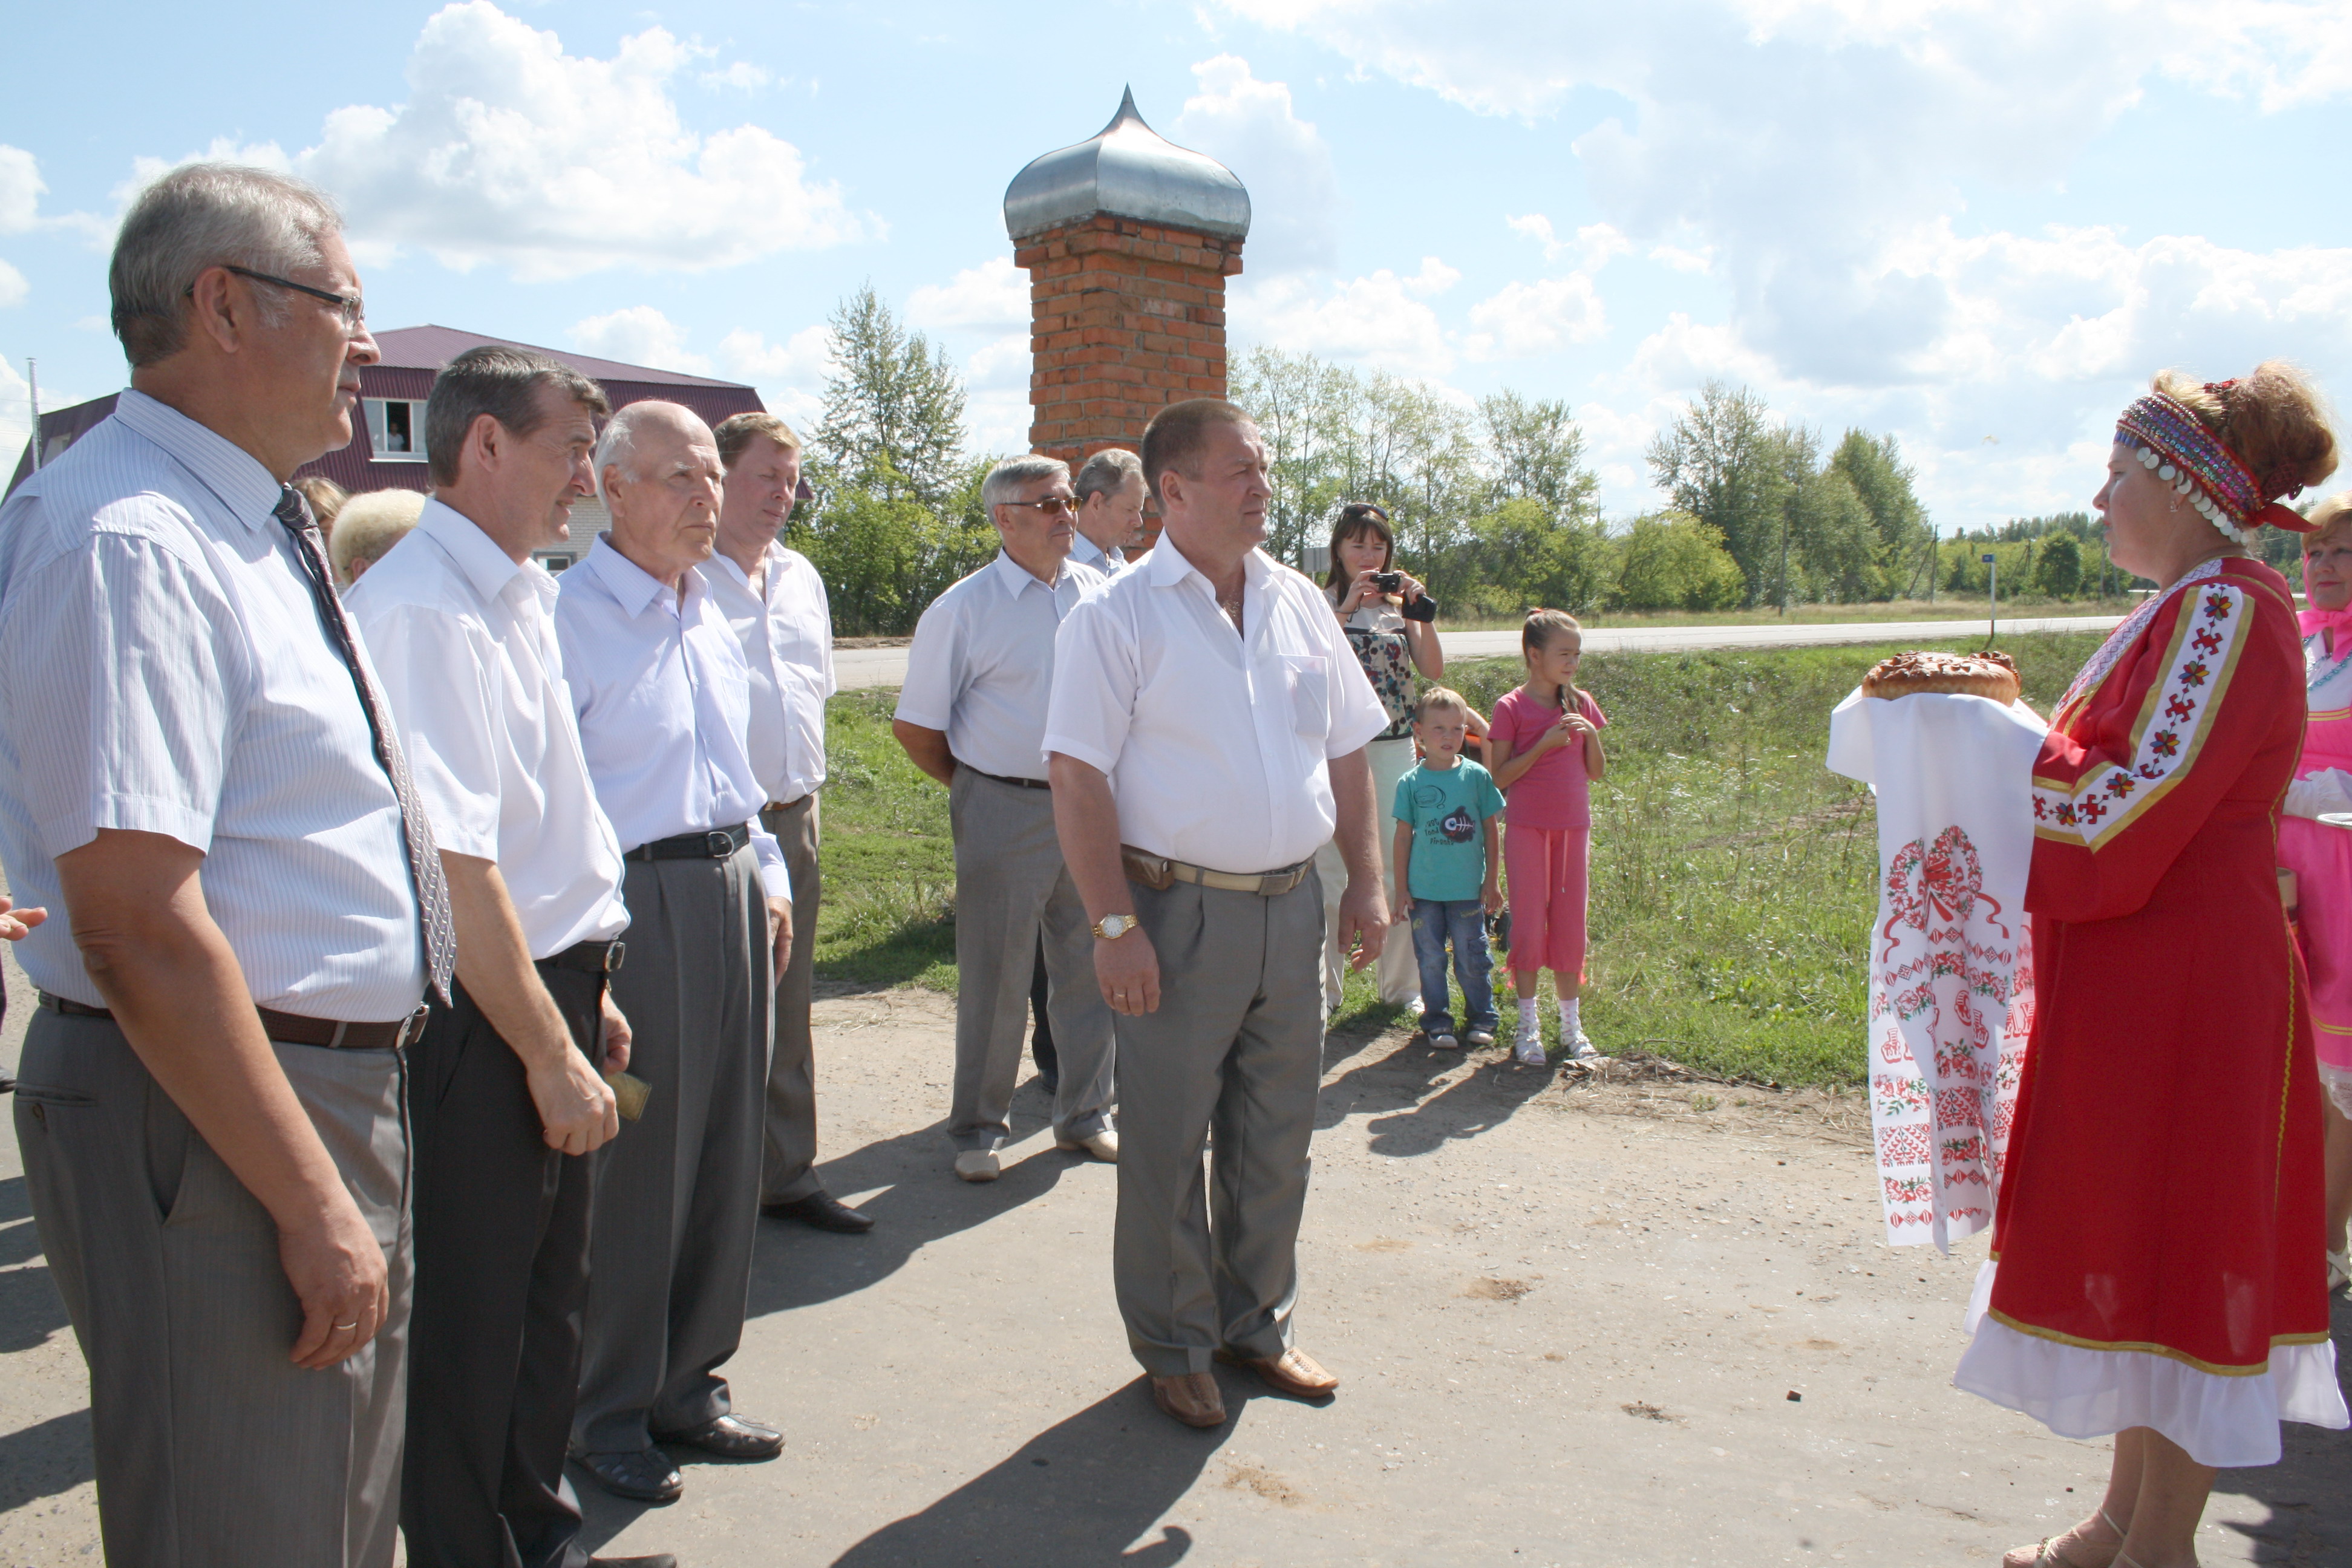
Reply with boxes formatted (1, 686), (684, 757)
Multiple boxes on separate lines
(834, 614), (2123, 690)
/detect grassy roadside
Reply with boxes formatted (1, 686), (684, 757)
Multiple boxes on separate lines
(812, 630), (2109, 1086)
(1439, 593), (2137, 633)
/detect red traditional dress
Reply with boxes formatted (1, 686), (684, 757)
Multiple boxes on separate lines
(1953, 555), (2349, 1467)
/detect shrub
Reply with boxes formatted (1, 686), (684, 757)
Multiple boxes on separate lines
(1612, 511), (1745, 611)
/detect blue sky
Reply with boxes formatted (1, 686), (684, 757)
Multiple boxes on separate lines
(5, 0), (2349, 531)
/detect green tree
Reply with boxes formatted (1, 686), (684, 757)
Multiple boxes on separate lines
(1612, 511), (1743, 611)
(1466, 498), (1615, 615)
(1647, 382), (1789, 607)
(1479, 390), (1598, 525)
(2034, 532), (2084, 598)
(1829, 429), (1927, 563)
(812, 283), (967, 509)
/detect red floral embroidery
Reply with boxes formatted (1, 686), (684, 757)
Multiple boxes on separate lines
(2104, 772), (2135, 799)
(2177, 658), (2210, 688)
(1878, 1125), (1931, 1165)
(2149, 729), (2180, 757)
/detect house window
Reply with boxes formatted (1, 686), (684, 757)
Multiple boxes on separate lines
(365, 399), (430, 463)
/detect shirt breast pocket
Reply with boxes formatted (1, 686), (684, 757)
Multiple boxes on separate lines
(1282, 654), (1330, 742)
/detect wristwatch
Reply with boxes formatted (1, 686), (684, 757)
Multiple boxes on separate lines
(1092, 913), (1138, 940)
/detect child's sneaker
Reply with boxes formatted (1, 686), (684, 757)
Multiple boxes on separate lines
(1429, 1032), (1460, 1051)
(1513, 1023), (1547, 1066)
(1566, 1030), (1601, 1061)
(1465, 1027), (1496, 1048)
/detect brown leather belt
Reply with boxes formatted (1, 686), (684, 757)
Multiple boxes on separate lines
(762, 797), (810, 814)
(39, 990), (430, 1050)
(1121, 848), (1312, 897)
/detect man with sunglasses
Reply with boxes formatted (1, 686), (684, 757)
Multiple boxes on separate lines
(892, 456), (1118, 1181)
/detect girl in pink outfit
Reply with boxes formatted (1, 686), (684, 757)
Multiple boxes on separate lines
(2278, 493), (2352, 1293)
(1486, 610), (1608, 1065)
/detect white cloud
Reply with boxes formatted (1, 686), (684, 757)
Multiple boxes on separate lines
(1171, 54), (1340, 275)
(1507, 214), (1628, 272)
(0, 260), (24, 309)
(701, 61), (772, 91)
(906, 256), (1030, 332)
(1648, 243), (1713, 275)
(0, 148), (43, 234)
(567, 306), (712, 375)
(966, 332), (1031, 385)
(717, 323), (832, 433)
(1465, 272), (1606, 359)
(1232, 263), (1456, 375)
(0, 356), (86, 475)
(283, 2), (865, 281)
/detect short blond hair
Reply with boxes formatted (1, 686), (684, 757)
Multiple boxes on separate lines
(2305, 491), (2352, 550)
(1414, 687), (1471, 723)
(330, 488), (425, 587)
(714, 411), (802, 469)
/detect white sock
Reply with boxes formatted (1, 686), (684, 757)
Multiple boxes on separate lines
(1517, 997), (1540, 1034)
(1559, 996), (1581, 1036)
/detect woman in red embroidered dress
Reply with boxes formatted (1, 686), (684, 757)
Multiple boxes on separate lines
(1957, 365), (2348, 1568)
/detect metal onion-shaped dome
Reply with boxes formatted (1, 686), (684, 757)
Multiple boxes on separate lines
(1003, 88), (1252, 243)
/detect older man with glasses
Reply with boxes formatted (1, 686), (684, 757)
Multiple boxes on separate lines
(892, 456), (1119, 1182)
(0, 163), (433, 1566)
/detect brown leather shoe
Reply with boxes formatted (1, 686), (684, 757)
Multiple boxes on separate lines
(1150, 1372), (1226, 1428)
(1220, 1345), (1339, 1400)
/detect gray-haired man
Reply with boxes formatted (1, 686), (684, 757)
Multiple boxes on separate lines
(556, 400), (793, 1505)
(892, 456), (1117, 1181)
(1071, 446), (1148, 571)
(0, 163), (430, 1565)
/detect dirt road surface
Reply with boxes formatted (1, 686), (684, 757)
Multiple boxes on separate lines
(2, 967), (2343, 1566)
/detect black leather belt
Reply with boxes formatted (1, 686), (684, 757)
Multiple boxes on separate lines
(39, 990), (430, 1050)
(539, 938), (625, 977)
(962, 766), (1051, 791)
(625, 823), (751, 861)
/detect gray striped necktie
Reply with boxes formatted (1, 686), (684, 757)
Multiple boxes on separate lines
(273, 485), (455, 1004)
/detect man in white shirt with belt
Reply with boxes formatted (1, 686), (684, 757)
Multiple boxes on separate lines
(348, 345), (674, 1568)
(1070, 445), (1148, 571)
(0, 164), (436, 1566)
(892, 455), (1118, 1183)
(705, 412), (868, 1235)
(555, 400), (794, 1506)
(1045, 398), (1390, 1431)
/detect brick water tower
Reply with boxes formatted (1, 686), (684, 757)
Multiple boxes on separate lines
(1004, 88), (1251, 532)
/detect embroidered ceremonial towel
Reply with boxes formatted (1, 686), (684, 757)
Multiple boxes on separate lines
(1827, 689), (2047, 1250)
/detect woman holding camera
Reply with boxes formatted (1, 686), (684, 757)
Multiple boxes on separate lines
(1315, 501), (1444, 1013)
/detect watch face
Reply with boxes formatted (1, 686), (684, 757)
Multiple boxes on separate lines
(1098, 914), (1131, 939)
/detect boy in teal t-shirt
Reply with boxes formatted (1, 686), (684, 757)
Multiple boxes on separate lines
(1390, 688), (1506, 1048)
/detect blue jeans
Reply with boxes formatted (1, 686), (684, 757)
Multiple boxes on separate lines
(1410, 898), (1496, 1037)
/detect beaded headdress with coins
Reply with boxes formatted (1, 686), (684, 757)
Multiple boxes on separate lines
(2114, 384), (2315, 537)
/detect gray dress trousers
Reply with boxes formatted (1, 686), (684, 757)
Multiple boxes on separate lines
(572, 842), (774, 1457)
(14, 1008), (410, 1567)
(1111, 869), (1326, 1376)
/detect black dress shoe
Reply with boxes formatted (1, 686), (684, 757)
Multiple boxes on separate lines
(653, 1413), (783, 1461)
(589, 1557), (678, 1567)
(575, 1448), (682, 1503)
(760, 1189), (874, 1233)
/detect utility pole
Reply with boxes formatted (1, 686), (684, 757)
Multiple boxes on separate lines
(25, 358), (41, 472)
(1927, 526), (1937, 604)
(1982, 551), (1999, 644)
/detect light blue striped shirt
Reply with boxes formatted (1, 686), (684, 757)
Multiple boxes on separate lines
(0, 390), (428, 1019)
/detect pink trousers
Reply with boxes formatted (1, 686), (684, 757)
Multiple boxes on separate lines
(1505, 824), (1589, 982)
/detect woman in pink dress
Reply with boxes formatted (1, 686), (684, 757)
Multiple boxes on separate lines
(2277, 491), (2352, 1293)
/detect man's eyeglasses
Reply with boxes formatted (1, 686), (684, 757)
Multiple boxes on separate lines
(188, 266), (367, 331)
(998, 496), (1077, 516)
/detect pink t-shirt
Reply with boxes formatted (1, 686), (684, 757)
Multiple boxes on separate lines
(1489, 685), (1609, 829)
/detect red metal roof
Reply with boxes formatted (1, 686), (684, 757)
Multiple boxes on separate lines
(8, 325), (767, 498)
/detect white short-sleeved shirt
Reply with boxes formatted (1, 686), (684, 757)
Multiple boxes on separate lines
(1044, 537), (1388, 874)
(895, 551), (1105, 783)
(0, 390), (428, 1019)
(347, 500), (630, 958)
(1070, 531), (1127, 573)
(701, 543), (836, 805)
(553, 537), (789, 898)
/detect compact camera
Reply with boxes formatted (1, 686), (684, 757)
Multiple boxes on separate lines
(1373, 570), (1439, 622)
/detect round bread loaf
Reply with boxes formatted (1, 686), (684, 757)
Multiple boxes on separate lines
(1861, 649), (2020, 703)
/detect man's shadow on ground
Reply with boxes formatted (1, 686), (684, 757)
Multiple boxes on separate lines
(1315, 1021), (1553, 1158)
(0, 1177), (97, 1515)
(743, 1076), (1078, 1320)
